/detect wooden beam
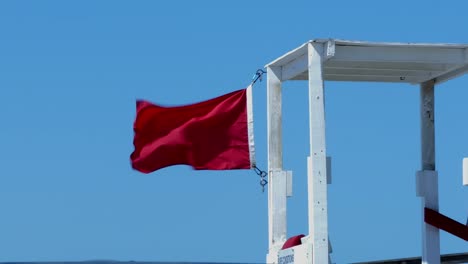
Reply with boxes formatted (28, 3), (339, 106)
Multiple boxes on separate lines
(419, 80), (440, 264)
(333, 45), (466, 64)
(266, 66), (287, 257)
(308, 42), (329, 264)
(281, 53), (307, 81)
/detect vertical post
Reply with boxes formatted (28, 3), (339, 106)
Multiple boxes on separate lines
(420, 80), (440, 264)
(307, 42), (329, 264)
(266, 66), (286, 262)
(463, 158), (468, 186)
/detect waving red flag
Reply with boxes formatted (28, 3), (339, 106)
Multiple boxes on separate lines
(131, 86), (255, 173)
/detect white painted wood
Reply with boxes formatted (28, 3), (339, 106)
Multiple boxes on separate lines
(314, 39), (468, 49)
(266, 39), (468, 68)
(286, 171), (293, 197)
(263, 39), (468, 264)
(265, 43), (309, 70)
(332, 45), (466, 64)
(290, 64), (453, 82)
(434, 64), (468, 83)
(324, 67), (435, 77)
(323, 74), (425, 83)
(281, 53), (308, 81)
(267, 66), (287, 263)
(325, 40), (335, 61)
(419, 80), (440, 264)
(265, 39), (468, 84)
(307, 42), (329, 264)
(299, 235), (314, 264)
(278, 243), (308, 264)
(269, 170), (287, 257)
(267, 66), (283, 172)
(463, 158), (468, 186)
(415, 170), (437, 197)
(278, 247), (295, 264)
(267, 249), (280, 264)
(325, 60), (452, 72)
(246, 84), (256, 168)
(421, 80), (436, 171)
(284, 60), (463, 82)
(421, 172), (440, 264)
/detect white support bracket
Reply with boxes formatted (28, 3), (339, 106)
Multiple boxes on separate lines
(416, 170), (438, 198)
(325, 39), (335, 61)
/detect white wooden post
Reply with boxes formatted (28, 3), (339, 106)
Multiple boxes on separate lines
(266, 66), (287, 263)
(307, 42), (329, 264)
(419, 80), (440, 264)
(463, 158), (468, 186)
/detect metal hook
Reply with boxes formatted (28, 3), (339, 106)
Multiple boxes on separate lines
(253, 165), (268, 192)
(251, 69), (266, 85)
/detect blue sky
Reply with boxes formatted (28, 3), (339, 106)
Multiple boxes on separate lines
(0, 1), (467, 263)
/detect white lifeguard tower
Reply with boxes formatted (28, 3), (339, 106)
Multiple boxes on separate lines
(264, 39), (468, 264)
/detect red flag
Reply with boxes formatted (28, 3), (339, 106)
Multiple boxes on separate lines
(131, 86), (255, 173)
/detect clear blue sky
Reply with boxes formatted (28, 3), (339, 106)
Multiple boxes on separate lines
(0, 1), (466, 263)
